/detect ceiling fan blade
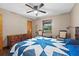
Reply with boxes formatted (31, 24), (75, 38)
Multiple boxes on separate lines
(39, 3), (44, 8)
(27, 10), (34, 13)
(38, 10), (46, 13)
(25, 4), (33, 9)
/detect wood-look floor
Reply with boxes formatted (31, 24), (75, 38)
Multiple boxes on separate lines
(0, 47), (10, 56)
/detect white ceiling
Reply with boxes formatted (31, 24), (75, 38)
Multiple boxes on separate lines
(0, 3), (75, 19)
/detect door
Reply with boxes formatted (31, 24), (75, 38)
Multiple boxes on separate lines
(27, 21), (32, 38)
(0, 14), (3, 49)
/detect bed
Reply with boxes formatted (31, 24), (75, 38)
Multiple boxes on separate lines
(10, 36), (79, 56)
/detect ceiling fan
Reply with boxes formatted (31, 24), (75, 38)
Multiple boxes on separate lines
(25, 3), (46, 16)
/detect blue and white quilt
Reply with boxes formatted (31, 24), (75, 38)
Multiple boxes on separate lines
(10, 36), (79, 56)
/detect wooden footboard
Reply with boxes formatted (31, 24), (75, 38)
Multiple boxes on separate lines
(7, 34), (30, 48)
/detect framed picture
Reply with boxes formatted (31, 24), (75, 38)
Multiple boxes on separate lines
(43, 20), (52, 33)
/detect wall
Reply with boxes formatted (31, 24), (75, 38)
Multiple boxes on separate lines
(32, 13), (71, 37)
(0, 8), (30, 47)
(70, 4), (79, 39)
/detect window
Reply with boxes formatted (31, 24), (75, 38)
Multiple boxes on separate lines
(43, 20), (52, 33)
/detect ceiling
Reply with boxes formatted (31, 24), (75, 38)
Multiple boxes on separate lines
(0, 3), (75, 19)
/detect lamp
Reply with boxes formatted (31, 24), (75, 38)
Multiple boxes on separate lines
(38, 29), (43, 36)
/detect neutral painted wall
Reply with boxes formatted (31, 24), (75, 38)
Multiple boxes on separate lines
(70, 4), (79, 39)
(32, 13), (71, 37)
(0, 8), (30, 46)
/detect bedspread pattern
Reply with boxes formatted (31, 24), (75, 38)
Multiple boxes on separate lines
(10, 36), (79, 56)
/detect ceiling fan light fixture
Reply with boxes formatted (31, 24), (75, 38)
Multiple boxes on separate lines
(34, 10), (38, 14)
(25, 3), (46, 16)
